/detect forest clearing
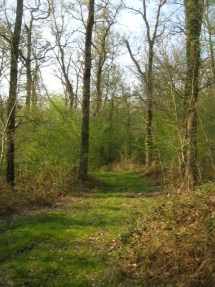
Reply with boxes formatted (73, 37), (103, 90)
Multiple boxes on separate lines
(1, 172), (215, 286)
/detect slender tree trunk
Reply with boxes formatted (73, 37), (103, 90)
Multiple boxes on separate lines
(145, 46), (154, 167)
(208, 29), (215, 81)
(94, 33), (107, 116)
(143, 0), (166, 167)
(25, 22), (33, 107)
(94, 57), (103, 115)
(32, 60), (39, 105)
(78, 0), (95, 182)
(108, 95), (114, 164)
(6, 0), (23, 185)
(59, 47), (75, 110)
(125, 0), (166, 167)
(181, 0), (204, 190)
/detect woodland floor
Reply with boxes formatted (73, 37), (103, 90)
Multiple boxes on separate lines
(0, 172), (161, 287)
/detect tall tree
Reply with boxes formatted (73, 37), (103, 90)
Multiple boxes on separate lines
(6, 0), (24, 185)
(125, 0), (166, 167)
(182, 0), (204, 190)
(78, 0), (95, 182)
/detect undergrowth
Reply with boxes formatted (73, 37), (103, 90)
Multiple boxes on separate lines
(0, 172), (75, 217)
(99, 182), (215, 287)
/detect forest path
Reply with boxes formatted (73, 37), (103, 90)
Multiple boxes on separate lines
(0, 172), (161, 287)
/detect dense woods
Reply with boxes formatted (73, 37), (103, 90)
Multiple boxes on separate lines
(0, 0), (214, 188)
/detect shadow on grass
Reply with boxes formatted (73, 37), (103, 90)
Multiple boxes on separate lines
(0, 210), (118, 286)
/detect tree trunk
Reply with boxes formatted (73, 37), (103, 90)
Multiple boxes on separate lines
(59, 46), (75, 110)
(6, 0), (23, 185)
(78, 0), (95, 182)
(94, 57), (103, 116)
(204, 0), (215, 81)
(25, 22), (33, 107)
(145, 46), (154, 167)
(181, 0), (204, 190)
(125, 0), (166, 167)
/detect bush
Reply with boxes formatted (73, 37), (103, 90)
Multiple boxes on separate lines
(0, 171), (73, 217)
(101, 183), (215, 287)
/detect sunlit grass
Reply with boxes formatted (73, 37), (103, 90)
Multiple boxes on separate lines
(2, 173), (215, 286)
(0, 172), (158, 287)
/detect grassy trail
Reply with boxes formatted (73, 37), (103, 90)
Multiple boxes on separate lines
(0, 172), (159, 287)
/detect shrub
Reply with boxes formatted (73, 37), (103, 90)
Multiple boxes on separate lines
(101, 183), (215, 287)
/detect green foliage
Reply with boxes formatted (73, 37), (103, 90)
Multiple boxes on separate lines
(153, 107), (181, 180)
(197, 91), (215, 178)
(15, 98), (81, 182)
(1, 83), (214, 191)
(89, 99), (146, 169)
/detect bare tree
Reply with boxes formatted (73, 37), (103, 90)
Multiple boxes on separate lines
(124, 0), (166, 167)
(50, 0), (78, 110)
(92, 0), (121, 116)
(21, 0), (50, 106)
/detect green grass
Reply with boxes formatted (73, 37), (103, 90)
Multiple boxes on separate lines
(95, 171), (151, 193)
(0, 172), (159, 287)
